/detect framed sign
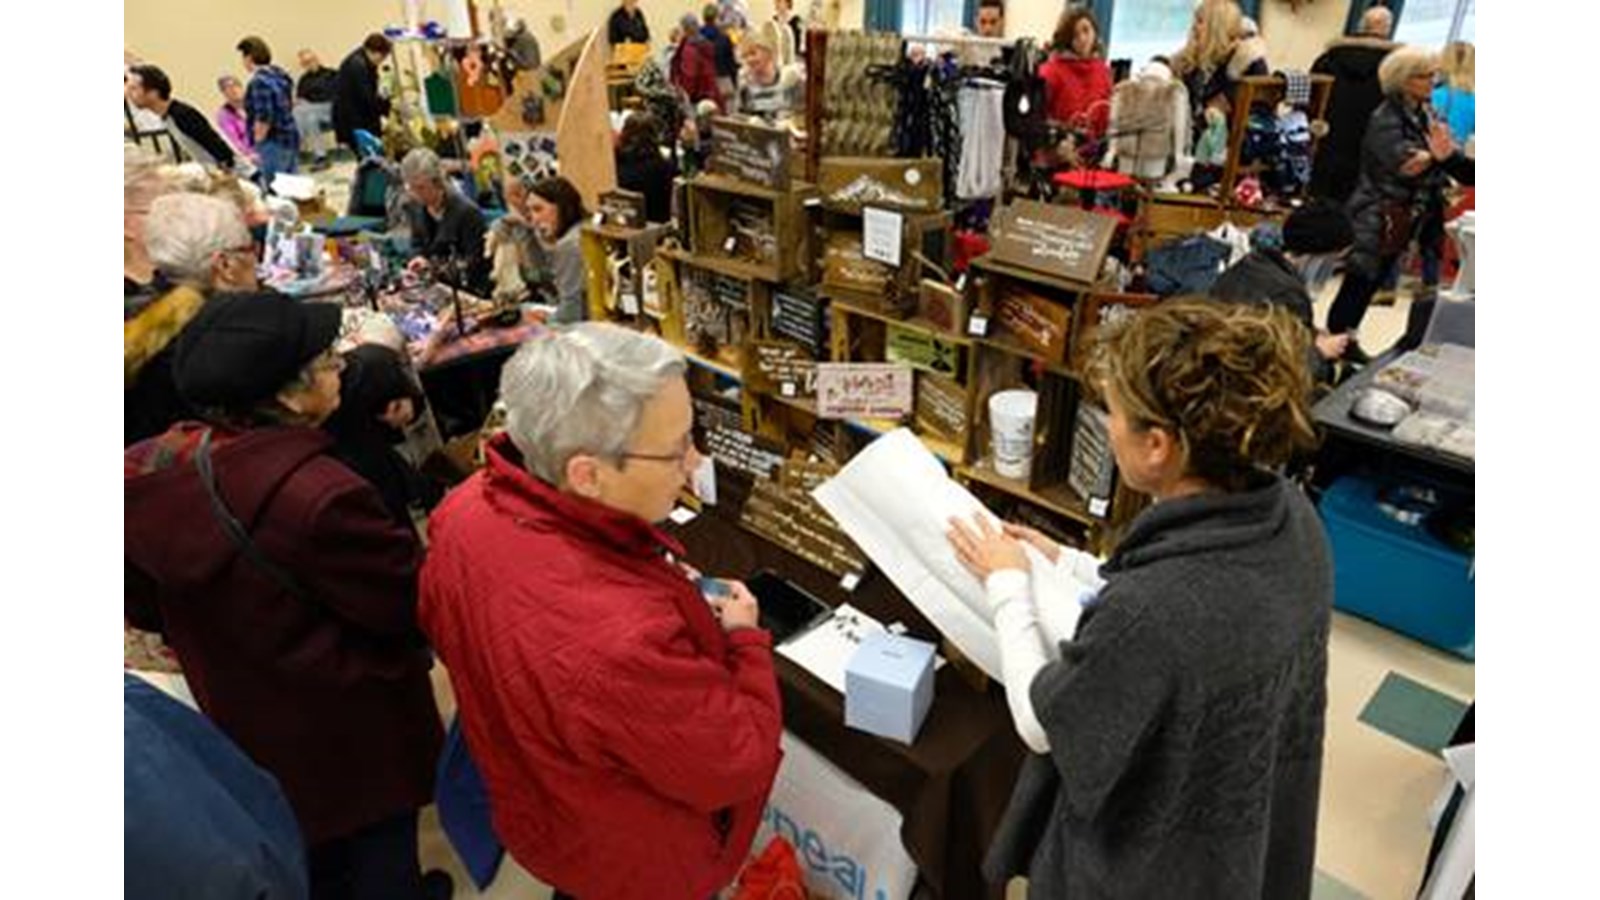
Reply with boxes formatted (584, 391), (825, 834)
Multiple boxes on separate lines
(1071, 292), (1161, 373)
(816, 363), (915, 420)
(708, 117), (793, 190)
(989, 199), (1117, 285)
(914, 372), (970, 443)
(597, 189), (647, 228)
(996, 286), (1073, 362)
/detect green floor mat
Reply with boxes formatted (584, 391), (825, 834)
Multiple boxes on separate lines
(1312, 870), (1369, 900)
(1358, 671), (1469, 757)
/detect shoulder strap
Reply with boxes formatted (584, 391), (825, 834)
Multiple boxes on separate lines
(194, 429), (315, 603)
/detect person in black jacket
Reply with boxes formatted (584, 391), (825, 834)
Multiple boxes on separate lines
(701, 4), (740, 102)
(1309, 7), (1396, 203)
(1210, 200), (1355, 384)
(125, 64), (239, 172)
(400, 148), (490, 296)
(333, 34), (393, 151)
(1326, 45), (1474, 362)
(294, 49), (339, 168)
(615, 112), (677, 224)
(324, 344), (441, 533)
(608, 0), (650, 46)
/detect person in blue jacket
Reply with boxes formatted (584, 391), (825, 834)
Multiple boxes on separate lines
(125, 673), (308, 899)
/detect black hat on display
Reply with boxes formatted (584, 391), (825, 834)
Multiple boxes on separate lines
(173, 293), (342, 409)
(1283, 200), (1355, 255)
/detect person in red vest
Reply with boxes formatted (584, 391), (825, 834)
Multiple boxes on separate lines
(1040, 6), (1114, 143)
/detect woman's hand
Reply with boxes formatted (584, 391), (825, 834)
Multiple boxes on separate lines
(1427, 121), (1457, 161)
(1399, 150), (1433, 177)
(1001, 523), (1061, 565)
(947, 514), (1030, 581)
(1314, 330), (1351, 361)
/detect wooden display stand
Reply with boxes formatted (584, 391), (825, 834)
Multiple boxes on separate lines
(580, 221), (670, 324)
(686, 174), (815, 283)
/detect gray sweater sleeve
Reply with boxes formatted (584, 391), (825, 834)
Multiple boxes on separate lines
(550, 229), (587, 324)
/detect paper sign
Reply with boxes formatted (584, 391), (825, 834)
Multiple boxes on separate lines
(815, 363), (915, 420)
(885, 325), (963, 379)
(691, 456), (718, 506)
(862, 207), (904, 267)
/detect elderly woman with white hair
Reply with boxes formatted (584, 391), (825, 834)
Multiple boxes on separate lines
(400, 147), (490, 295)
(419, 323), (782, 900)
(1325, 44), (1474, 362)
(126, 191), (262, 446)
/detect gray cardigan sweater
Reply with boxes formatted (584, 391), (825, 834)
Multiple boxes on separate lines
(985, 472), (1333, 899)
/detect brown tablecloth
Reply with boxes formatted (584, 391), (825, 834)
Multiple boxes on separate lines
(666, 511), (1026, 900)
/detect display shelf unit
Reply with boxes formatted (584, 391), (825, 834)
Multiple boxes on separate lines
(686, 174), (816, 283)
(580, 221), (669, 325)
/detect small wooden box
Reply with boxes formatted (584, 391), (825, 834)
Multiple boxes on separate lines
(995, 284), (1074, 363)
(917, 279), (969, 335)
(822, 233), (892, 295)
(687, 174), (811, 282)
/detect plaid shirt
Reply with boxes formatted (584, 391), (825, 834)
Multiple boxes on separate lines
(244, 64), (300, 148)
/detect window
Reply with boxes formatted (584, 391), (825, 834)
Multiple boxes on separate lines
(900, 0), (968, 36)
(1108, 0), (1193, 67)
(1394, 0), (1475, 47)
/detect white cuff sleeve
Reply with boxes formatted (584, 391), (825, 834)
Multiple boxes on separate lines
(985, 569), (1053, 754)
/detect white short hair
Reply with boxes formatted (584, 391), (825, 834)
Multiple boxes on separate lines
(143, 192), (250, 284)
(499, 323), (687, 485)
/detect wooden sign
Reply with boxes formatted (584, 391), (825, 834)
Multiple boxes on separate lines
(1071, 292), (1161, 373)
(815, 363), (915, 420)
(745, 340), (818, 398)
(708, 117), (793, 190)
(996, 286), (1074, 362)
(917, 279), (968, 335)
(822, 235), (891, 294)
(885, 324), (964, 381)
(1067, 403), (1115, 518)
(915, 373), (970, 443)
(990, 199), (1117, 285)
(598, 189), (647, 229)
(772, 287), (827, 356)
(741, 475), (868, 579)
(817, 157), (943, 213)
(705, 423), (787, 482)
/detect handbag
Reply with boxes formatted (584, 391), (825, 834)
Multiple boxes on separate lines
(1378, 199), (1417, 257)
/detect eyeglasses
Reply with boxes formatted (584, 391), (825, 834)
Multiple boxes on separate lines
(618, 435), (699, 467)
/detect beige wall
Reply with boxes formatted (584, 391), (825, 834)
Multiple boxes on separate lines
(125, 0), (790, 108)
(124, 0), (1356, 108)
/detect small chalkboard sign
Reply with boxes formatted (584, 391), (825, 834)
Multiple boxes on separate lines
(1067, 403), (1115, 517)
(815, 363), (915, 420)
(708, 117), (793, 190)
(990, 199), (1117, 285)
(745, 340), (818, 397)
(772, 287), (827, 356)
(597, 189), (647, 229)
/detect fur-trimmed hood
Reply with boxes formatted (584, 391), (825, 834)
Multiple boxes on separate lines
(125, 286), (206, 388)
(1227, 36), (1270, 81)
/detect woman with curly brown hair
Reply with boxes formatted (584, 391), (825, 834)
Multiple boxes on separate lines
(947, 300), (1334, 898)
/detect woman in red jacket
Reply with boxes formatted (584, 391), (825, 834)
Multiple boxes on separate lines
(669, 13), (722, 112)
(125, 292), (448, 900)
(1039, 6), (1113, 144)
(419, 323), (782, 900)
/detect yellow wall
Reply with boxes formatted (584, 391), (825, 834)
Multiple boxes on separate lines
(124, 0), (1357, 108)
(125, 0), (788, 107)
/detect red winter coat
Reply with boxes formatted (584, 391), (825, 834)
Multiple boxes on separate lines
(1040, 54), (1113, 139)
(125, 423), (443, 845)
(671, 37), (723, 111)
(419, 434), (782, 900)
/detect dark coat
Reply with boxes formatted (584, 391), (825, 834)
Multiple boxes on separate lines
(324, 344), (439, 532)
(671, 36), (721, 109)
(608, 6), (651, 45)
(1209, 248), (1330, 382)
(125, 285), (204, 448)
(1346, 97), (1475, 278)
(405, 190), (491, 295)
(986, 474), (1333, 899)
(703, 25), (739, 79)
(1309, 37), (1396, 202)
(615, 148), (678, 223)
(125, 424), (443, 845)
(333, 48), (390, 146)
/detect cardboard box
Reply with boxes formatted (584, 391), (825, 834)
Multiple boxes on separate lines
(845, 633), (936, 745)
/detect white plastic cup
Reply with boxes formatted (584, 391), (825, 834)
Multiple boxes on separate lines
(988, 389), (1039, 479)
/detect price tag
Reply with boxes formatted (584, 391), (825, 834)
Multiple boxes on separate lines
(781, 382), (797, 397)
(1089, 497), (1110, 518)
(955, 272), (968, 292)
(691, 456), (718, 506)
(804, 196), (822, 208)
(967, 315), (989, 337)
(723, 236), (738, 253)
(668, 506), (699, 525)
(839, 571), (862, 592)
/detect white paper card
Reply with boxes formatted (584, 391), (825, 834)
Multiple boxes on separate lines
(777, 604), (889, 693)
(862, 206), (904, 266)
(668, 506), (699, 525)
(691, 456), (717, 506)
